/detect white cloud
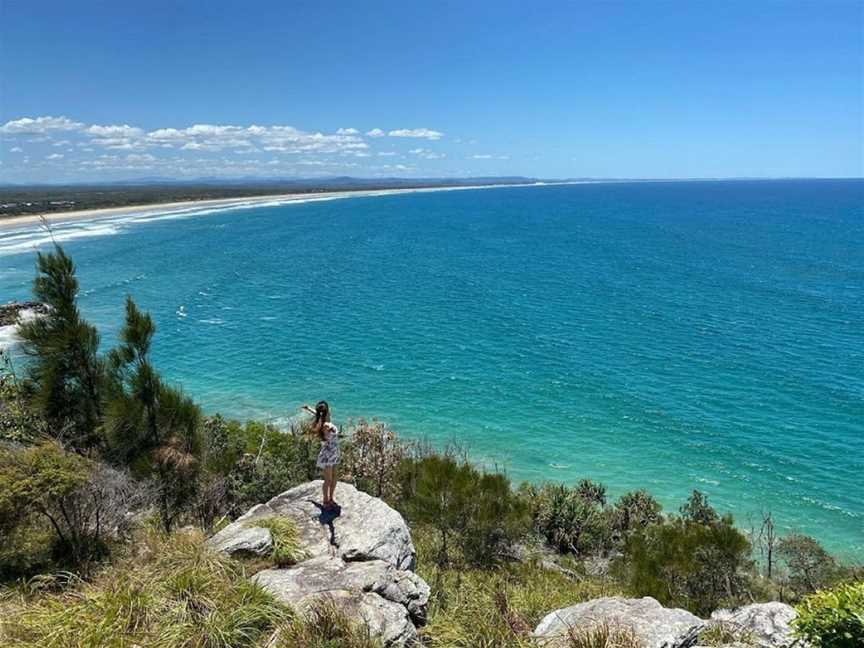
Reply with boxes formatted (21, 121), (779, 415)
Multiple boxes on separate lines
(471, 154), (493, 159)
(87, 124), (144, 138)
(0, 115), (84, 134)
(388, 128), (443, 140)
(409, 148), (445, 160)
(2, 114), (454, 181)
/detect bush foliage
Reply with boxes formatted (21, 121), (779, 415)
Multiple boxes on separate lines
(618, 512), (752, 616)
(794, 580), (864, 648)
(405, 454), (529, 567)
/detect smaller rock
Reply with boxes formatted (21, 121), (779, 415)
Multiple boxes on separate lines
(710, 602), (799, 648)
(533, 596), (705, 648)
(207, 525), (272, 557)
(254, 556), (427, 647)
(253, 555), (429, 625)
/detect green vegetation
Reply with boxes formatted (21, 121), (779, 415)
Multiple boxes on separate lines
(698, 622), (757, 646)
(617, 494), (752, 616)
(794, 581), (864, 648)
(0, 529), (379, 648)
(403, 453), (529, 568)
(562, 622), (641, 648)
(778, 533), (844, 597)
(269, 598), (381, 648)
(17, 246), (104, 450)
(412, 524), (621, 647)
(520, 482), (614, 556)
(247, 517), (305, 567)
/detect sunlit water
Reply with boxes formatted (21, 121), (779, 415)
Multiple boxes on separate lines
(1, 180), (862, 557)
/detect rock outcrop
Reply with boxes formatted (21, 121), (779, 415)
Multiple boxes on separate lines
(534, 597), (805, 648)
(533, 597), (705, 648)
(0, 301), (48, 327)
(207, 481), (428, 646)
(707, 602), (800, 648)
(0, 301), (48, 351)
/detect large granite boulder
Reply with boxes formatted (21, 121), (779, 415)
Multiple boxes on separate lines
(708, 602), (800, 648)
(533, 596), (705, 648)
(207, 481), (428, 646)
(208, 480), (415, 569)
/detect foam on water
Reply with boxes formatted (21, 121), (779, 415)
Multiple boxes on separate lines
(1, 180), (862, 556)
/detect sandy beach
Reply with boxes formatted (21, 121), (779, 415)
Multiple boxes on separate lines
(0, 181), (569, 229)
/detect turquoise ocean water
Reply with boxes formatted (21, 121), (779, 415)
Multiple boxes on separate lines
(1, 180), (862, 556)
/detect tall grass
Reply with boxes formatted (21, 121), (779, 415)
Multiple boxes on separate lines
(268, 598), (382, 648)
(246, 517), (306, 567)
(565, 621), (642, 648)
(0, 529), (286, 648)
(412, 524), (625, 648)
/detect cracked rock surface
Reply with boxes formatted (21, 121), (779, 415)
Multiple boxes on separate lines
(208, 481), (428, 646)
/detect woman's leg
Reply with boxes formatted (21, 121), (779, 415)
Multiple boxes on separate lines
(328, 468), (337, 504)
(322, 470), (330, 506)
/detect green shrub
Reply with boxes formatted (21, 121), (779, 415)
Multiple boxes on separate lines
(679, 490), (719, 526)
(522, 483), (614, 556)
(406, 455), (528, 567)
(341, 418), (406, 502)
(617, 515), (752, 616)
(0, 442), (95, 565)
(612, 489), (663, 536)
(0, 522), (54, 579)
(0, 352), (47, 445)
(778, 534), (841, 596)
(793, 581), (864, 648)
(575, 479), (607, 507)
(216, 418), (319, 515)
(248, 517), (305, 567)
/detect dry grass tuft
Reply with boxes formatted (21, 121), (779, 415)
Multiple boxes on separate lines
(564, 621), (642, 648)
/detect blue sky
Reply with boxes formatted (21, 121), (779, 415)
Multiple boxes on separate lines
(1, 0), (861, 183)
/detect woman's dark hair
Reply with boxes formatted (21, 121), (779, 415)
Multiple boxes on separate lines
(312, 400), (329, 440)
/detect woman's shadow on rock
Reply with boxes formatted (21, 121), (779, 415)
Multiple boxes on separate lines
(308, 500), (342, 552)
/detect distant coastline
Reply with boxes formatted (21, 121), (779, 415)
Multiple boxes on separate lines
(0, 180), (586, 229)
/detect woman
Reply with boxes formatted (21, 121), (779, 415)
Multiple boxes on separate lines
(303, 400), (340, 510)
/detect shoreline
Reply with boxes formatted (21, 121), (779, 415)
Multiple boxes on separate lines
(0, 181), (579, 229)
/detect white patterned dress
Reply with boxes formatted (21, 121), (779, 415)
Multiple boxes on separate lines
(316, 422), (341, 468)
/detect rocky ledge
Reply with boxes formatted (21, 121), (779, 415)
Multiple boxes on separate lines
(207, 481), (429, 647)
(0, 301), (48, 327)
(533, 596), (805, 648)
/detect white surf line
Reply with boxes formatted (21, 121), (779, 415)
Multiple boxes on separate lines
(0, 180), (599, 231)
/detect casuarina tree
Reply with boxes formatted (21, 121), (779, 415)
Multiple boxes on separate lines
(18, 245), (104, 451)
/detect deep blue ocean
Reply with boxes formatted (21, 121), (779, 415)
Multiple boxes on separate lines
(1, 180), (862, 556)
